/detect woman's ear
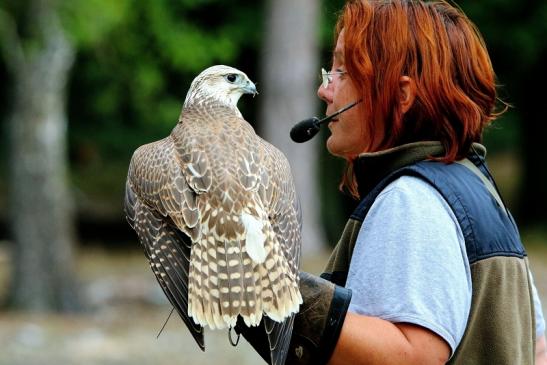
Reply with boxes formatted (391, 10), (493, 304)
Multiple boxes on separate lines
(399, 76), (416, 114)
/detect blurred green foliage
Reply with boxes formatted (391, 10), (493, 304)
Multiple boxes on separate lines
(1, 0), (546, 241)
(455, 0), (546, 154)
(59, 0), (131, 47)
(0, 0), (265, 226)
(66, 0), (263, 163)
(458, 0), (547, 225)
(63, 0), (264, 210)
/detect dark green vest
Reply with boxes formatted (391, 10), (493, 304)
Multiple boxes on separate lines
(323, 142), (535, 364)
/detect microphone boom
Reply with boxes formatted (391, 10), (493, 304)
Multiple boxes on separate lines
(289, 100), (361, 143)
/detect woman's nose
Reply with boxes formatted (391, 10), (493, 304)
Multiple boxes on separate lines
(317, 83), (333, 104)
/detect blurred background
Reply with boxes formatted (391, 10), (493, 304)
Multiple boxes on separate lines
(0, 0), (546, 364)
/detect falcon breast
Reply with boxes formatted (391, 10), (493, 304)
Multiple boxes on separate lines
(124, 65), (302, 365)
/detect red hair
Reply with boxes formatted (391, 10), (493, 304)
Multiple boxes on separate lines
(336, 0), (506, 198)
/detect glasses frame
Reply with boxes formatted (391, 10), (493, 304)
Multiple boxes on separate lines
(321, 68), (347, 88)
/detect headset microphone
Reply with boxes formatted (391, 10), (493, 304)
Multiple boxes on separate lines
(289, 100), (361, 143)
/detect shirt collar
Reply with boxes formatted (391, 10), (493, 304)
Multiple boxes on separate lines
(354, 141), (487, 197)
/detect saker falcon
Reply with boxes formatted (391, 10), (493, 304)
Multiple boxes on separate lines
(124, 65), (302, 365)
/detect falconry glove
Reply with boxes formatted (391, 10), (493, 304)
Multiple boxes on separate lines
(236, 271), (352, 365)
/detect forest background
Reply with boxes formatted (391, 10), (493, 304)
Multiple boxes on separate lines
(0, 1), (545, 364)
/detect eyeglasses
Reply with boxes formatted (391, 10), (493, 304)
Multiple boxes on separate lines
(321, 68), (347, 88)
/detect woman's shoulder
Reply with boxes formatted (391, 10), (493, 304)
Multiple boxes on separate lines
(375, 174), (448, 209)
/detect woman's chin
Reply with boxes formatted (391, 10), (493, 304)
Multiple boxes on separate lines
(326, 137), (344, 158)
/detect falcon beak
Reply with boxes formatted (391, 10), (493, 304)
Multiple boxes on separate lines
(243, 80), (258, 97)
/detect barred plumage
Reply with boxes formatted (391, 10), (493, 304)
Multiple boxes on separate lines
(124, 65), (302, 365)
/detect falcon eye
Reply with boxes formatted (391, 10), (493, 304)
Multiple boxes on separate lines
(225, 74), (238, 83)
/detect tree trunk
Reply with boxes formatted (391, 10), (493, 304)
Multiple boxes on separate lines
(260, 0), (324, 255)
(1, 0), (80, 311)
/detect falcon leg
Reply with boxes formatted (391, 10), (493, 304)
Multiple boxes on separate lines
(235, 317), (273, 364)
(228, 327), (241, 346)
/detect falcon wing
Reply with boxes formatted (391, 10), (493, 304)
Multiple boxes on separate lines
(263, 142), (302, 280)
(127, 137), (207, 242)
(124, 138), (206, 350)
(259, 140), (303, 365)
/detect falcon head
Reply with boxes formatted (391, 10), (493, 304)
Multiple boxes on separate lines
(184, 65), (257, 110)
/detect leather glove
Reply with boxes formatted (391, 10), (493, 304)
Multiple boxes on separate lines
(235, 271), (352, 365)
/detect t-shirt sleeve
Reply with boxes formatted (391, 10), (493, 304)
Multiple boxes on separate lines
(346, 176), (472, 354)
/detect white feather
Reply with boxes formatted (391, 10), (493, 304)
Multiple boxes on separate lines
(241, 213), (267, 263)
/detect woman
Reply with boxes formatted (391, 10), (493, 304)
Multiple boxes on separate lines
(239, 1), (546, 364)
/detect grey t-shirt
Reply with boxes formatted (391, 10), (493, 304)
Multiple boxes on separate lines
(346, 175), (545, 354)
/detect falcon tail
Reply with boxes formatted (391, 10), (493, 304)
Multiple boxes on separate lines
(187, 214), (302, 331)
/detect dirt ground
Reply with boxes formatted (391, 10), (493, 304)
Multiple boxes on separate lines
(0, 238), (546, 365)
(0, 246), (331, 365)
